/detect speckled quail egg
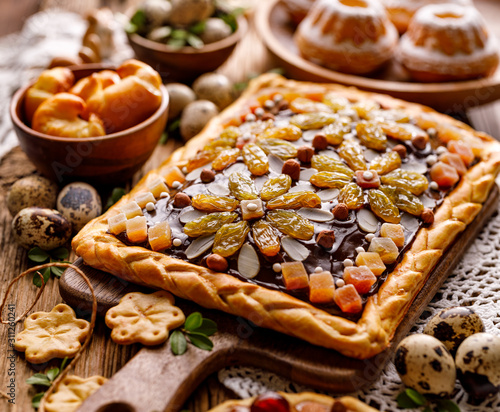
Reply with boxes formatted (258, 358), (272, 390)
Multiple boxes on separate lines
(12, 207), (72, 250)
(200, 18), (232, 44)
(56, 182), (102, 232)
(142, 0), (172, 27)
(166, 83), (196, 120)
(169, 0), (214, 27)
(180, 99), (219, 141)
(456, 332), (500, 400)
(424, 306), (484, 355)
(7, 175), (58, 216)
(394, 334), (456, 397)
(192, 72), (234, 110)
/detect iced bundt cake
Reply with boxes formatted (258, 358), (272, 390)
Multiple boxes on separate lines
(397, 4), (499, 82)
(382, 0), (472, 34)
(294, 0), (398, 75)
(282, 0), (316, 24)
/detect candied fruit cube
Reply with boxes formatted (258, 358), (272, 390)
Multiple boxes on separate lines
(368, 237), (399, 264)
(309, 271), (335, 304)
(164, 166), (186, 188)
(355, 170), (380, 189)
(281, 262), (309, 290)
(120, 201), (143, 219)
(334, 284), (362, 313)
(343, 266), (376, 294)
(135, 192), (156, 208)
(430, 161), (459, 188)
(148, 221), (172, 251)
(439, 152), (466, 176)
(126, 216), (147, 243)
(355, 252), (386, 277)
(380, 223), (405, 248)
(240, 199), (264, 220)
(447, 140), (474, 166)
(148, 176), (169, 198)
(108, 212), (127, 235)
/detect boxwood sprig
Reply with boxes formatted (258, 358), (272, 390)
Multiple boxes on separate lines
(170, 312), (217, 355)
(397, 388), (460, 412)
(28, 247), (71, 287)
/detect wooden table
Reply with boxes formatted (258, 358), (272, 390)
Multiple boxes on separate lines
(1, 1), (500, 411)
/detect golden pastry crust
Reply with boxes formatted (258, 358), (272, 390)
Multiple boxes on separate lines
(73, 74), (500, 359)
(207, 392), (377, 412)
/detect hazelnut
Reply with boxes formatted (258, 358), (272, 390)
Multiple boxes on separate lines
(277, 100), (289, 111)
(173, 192), (191, 208)
(317, 230), (335, 249)
(333, 203), (349, 220)
(332, 401), (347, 412)
(421, 208), (434, 225)
(312, 134), (328, 150)
(297, 146), (314, 163)
(392, 144), (407, 159)
(261, 113), (275, 121)
(282, 159), (301, 180)
(206, 253), (228, 272)
(200, 168), (216, 183)
(412, 133), (429, 150)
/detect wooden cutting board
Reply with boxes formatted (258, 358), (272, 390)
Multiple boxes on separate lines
(59, 186), (499, 412)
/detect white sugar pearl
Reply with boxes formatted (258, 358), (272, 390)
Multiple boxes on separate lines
(273, 94), (283, 103)
(430, 181), (439, 190)
(245, 113), (256, 122)
(355, 247), (365, 254)
(181, 167), (188, 174)
(172, 181), (182, 189)
(426, 155), (438, 166)
(160, 192), (169, 198)
(273, 263), (282, 272)
(362, 171), (374, 180)
(173, 238), (182, 247)
(343, 259), (353, 267)
(314, 266), (323, 273)
(254, 107), (265, 117)
(336, 279), (346, 288)
(246, 203), (258, 211)
(365, 233), (375, 242)
(243, 133), (252, 142)
(436, 146), (447, 155)
(146, 202), (155, 212)
(264, 100), (275, 109)
(427, 128), (437, 137)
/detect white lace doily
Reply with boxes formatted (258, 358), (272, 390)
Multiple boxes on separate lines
(218, 199), (500, 411)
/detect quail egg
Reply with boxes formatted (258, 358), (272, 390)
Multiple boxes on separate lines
(192, 73), (234, 110)
(394, 334), (456, 397)
(200, 18), (232, 44)
(180, 100), (219, 141)
(424, 306), (484, 355)
(7, 175), (58, 216)
(56, 182), (102, 232)
(169, 0), (214, 27)
(12, 207), (72, 250)
(456, 332), (500, 399)
(166, 83), (196, 120)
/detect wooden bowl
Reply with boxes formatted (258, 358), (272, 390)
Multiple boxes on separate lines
(10, 64), (169, 184)
(126, 16), (247, 82)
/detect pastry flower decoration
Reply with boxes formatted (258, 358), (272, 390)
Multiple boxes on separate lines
(105, 291), (185, 345)
(15, 304), (90, 364)
(44, 375), (107, 412)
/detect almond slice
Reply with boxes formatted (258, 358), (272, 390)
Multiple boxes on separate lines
(185, 234), (215, 259)
(268, 154), (284, 175)
(297, 208), (334, 222)
(289, 183), (316, 193)
(401, 213), (419, 232)
(357, 208), (379, 233)
(317, 150), (340, 159)
(364, 149), (379, 162)
(299, 168), (318, 181)
(186, 164), (211, 181)
(401, 160), (427, 175)
(281, 236), (310, 262)
(208, 182), (230, 196)
(237, 244), (260, 279)
(179, 208), (207, 224)
(223, 163), (249, 176)
(317, 188), (340, 202)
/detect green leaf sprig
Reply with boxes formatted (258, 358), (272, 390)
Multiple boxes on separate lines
(397, 388), (460, 412)
(105, 187), (127, 210)
(28, 247), (71, 287)
(28, 357), (69, 409)
(170, 312), (217, 355)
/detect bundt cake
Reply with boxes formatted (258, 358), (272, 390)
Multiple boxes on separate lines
(294, 0), (398, 75)
(397, 4), (499, 82)
(282, 0), (316, 24)
(382, 0), (472, 34)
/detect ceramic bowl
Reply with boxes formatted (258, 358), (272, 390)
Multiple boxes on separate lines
(10, 64), (169, 184)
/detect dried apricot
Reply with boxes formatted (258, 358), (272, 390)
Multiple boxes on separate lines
(380, 169), (429, 196)
(369, 151), (401, 175)
(289, 112), (337, 130)
(212, 148), (240, 171)
(191, 194), (239, 212)
(213, 221), (250, 257)
(266, 191), (321, 210)
(228, 172), (258, 200)
(257, 138), (297, 160)
(310, 171), (352, 189)
(267, 210), (314, 240)
(311, 155), (355, 177)
(356, 121), (387, 151)
(183, 212), (238, 237)
(338, 141), (367, 171)
(242, 143), (269, 176)
(367, 189), (400, 224)
(379, 185), (424, 216)
(252, 220), (280, 257)
(338, 182), (365, 210)
(259, 174), (292, 201)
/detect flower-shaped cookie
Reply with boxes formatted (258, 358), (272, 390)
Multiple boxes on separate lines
(45, 375), (107, 412)
(105, 291), (185, 345)
(15, 304), (90, 364)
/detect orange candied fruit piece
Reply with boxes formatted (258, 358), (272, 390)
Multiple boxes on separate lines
(439, 153), (466, 176)
(148, 221), (172, 251)
(281, 262), (309, 290)
(430, 161), (459, 188)
(334, 284), (363, 313)
(380, 223), (405, 248)
(343, 266), (377, 294)
(309, 271), (335, 304)
(447, 140), (474, 166)
(163, 166), (186, 188)
(355, 170), (380, 189)
(355, 252), (386, 277)
(126, 216), (148, 243)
